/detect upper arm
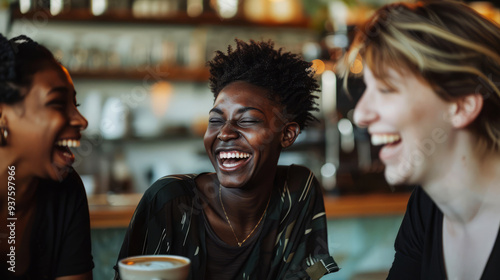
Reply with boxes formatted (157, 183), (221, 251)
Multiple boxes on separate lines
(280, 166), (338, 279)
(114, 177), (192, 278)
(55, 173), (94, 277)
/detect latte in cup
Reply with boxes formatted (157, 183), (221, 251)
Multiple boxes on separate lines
(118, 255), (191, 280)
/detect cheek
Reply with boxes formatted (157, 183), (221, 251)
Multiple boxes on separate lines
(247, 130), (281, 153)
(203, 129), (217, 151)
(385, 104), (420, 129)
(32, 111), (67, 129)
(407, 105), (446, 132)
(203, 136), (211, 153)
(11, 126), (51, 163)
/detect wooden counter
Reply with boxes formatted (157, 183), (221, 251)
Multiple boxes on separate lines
(88, 192), (411, 229)
(88, 193), (142, 229)
(323, 192), (410, 218)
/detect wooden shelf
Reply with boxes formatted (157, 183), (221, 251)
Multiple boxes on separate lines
(88, 192), (411, 228)
(11, 9), (311, 29)
(69, 66), (210, 82)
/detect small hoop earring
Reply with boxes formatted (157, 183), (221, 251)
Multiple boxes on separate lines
(0, 125), (7, 146)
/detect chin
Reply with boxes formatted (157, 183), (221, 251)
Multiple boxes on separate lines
(216, 172), (249, 189)
(48, 164), (72, 182)
(213, 159), (256, 189)
(384, 166), (410, 186)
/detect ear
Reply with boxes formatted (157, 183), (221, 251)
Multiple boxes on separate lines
(0, 104), (11, 124)
(281, 122), (300, 149)
(449, 94), (483, 128)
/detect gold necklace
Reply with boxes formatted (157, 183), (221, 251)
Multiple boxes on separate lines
(219, 185), (271, 247)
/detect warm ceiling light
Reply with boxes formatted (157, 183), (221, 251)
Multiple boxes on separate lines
(19, 0), (31, 13)
(350, 58), (363, 74)
(269, 0), (301, 23)
(215, 0), (239, 19)
(311, 59), (326, 76)
(50, 0), (63, 15)
(91, 0), (107, 16)
(150, 81), (174, 117)
(187, 0), (203, 17)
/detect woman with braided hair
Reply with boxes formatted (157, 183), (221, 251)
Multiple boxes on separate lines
(115, 39), (338, 280)
(0, 34), (92, 279)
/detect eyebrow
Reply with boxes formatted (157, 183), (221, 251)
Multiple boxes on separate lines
(209, 106), (265, 115)
(47, 86), (71, 96)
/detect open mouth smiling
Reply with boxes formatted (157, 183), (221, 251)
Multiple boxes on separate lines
(217, 150), (252, 170)
(54, 138), (80, 165)
(371, 134), (401, 146)
(370, 133), (403, 162)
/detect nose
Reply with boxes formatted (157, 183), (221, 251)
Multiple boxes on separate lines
(217, 121), (239, 141)
(70, 107), (88, 131)
(353, 89), (378, 128)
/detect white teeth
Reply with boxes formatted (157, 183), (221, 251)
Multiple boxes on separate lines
(219, 151), (250, 159)
(56, 139), (80, 148)
(63, 152), (72, 158)
(371, 134), (401, 146)
(223, 162), (239, 168)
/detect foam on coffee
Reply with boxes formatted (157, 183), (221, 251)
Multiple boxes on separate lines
(119, 255), (191, 280)
(124, 259), (185, 270)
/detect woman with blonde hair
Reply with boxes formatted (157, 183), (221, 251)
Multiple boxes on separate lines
(343, 0), (500, 279)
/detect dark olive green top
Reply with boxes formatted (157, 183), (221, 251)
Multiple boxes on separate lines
(114, 165), (338, 280)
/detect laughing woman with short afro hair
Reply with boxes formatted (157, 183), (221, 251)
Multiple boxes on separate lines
(115, 39), (338, 280)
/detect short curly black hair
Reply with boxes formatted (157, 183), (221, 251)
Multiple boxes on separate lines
(207, 39), (320, 130)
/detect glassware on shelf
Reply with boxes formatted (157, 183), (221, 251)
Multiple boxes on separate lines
(19, 0), (32, 13)
(109, 150), (133, 193)
(19, 0), (51, 13)
(88, 47), (107, 70)
(213, 0), (239, 19)
(243, 0), (304, 24)
(132, 0), (180, 18)
(70, 0), (90, 10)
(50, 0), (67, 15)
(187, 0), (203, 17)
(69, 44), (90, 71)
(268, 0), (303, 23)
(243, 0), (266, 22)
(107, 0), (131, 15)
(100, 97), (130, 140)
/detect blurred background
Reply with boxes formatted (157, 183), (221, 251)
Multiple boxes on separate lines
(1, 0), (499, 279)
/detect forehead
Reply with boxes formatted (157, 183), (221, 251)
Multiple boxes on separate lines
(213, 81), (280, 111)
(31, 64), (70, 85)
(20, 65), (73, 103)
(364, 64), (411, 86)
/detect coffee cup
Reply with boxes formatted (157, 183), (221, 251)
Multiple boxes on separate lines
(118, 255), (191, 280)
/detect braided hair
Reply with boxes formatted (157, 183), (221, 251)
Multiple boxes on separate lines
(207, 39), (320, 130)
(0, 34), (56, 104)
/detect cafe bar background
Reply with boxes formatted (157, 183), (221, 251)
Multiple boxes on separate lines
(1, 0), (499, 279)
